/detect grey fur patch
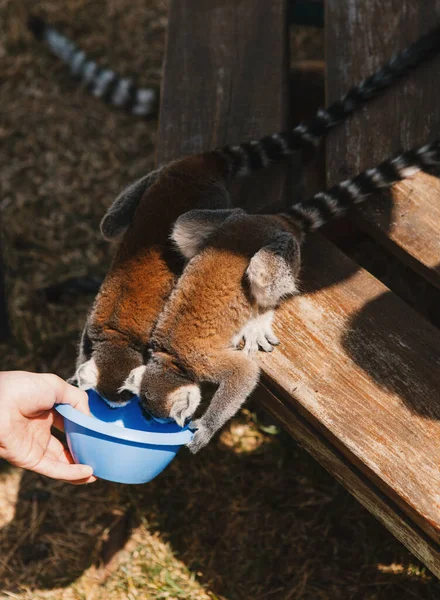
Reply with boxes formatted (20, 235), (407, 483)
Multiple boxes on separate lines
(171, 208), (245, 259)
(100, 167), (163, 241)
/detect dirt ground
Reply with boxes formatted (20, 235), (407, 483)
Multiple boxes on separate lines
(1, 1), (440, 599)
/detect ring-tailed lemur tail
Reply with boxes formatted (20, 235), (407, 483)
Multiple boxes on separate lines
(27, 15), (158, 118)
(285, 140), (440, 232)
(135, 139), (440, 453)
(101, 22), (440, 240)
(216, 23), (440, 178)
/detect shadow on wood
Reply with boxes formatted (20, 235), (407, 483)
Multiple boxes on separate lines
(341, 282), (440, 420)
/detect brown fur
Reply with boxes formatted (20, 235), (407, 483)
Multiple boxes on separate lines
(138, 211), (302, 452)
(74, 153), (231, 404)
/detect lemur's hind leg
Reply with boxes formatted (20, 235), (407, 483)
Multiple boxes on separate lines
(246, 232), (301, 309)
(188, 351), (260, 453)
(239, 231), (301, 353)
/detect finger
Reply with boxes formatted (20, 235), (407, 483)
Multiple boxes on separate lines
(41, 374), (90, 415)
(33, 455), (94, 483)
(43, 436), (96, 484)
(45, 435), (73, 463)
(71, 475), (98, 485)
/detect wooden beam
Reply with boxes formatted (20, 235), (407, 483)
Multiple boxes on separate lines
(255, 384), (440, 579)
(258, 234), (440, 548)
(326, 0), (440, 290)
(157, 0), (290, 212)
(158, 0), (440, 577)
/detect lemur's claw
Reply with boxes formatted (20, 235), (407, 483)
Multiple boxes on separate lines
(187, 420), (212, 453)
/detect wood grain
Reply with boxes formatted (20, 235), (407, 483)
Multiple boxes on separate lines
(259, 234), (440, 545)
(254, 385), (440, 579)
(326, 0), (440, 289)
(159, 0), (440, 577)
(157, 0), (290, 212)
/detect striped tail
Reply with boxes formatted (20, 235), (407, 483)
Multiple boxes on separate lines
(286, 140), (440, 232)
(217, 23), (440, 178)
(28, 15), (158, 118)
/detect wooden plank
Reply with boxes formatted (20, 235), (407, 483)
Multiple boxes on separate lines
(255, 383), (440, 579)
(326, 0), (440, 290)
(290, 59), (326, 199)
(157, 0), (290, 212)
(258, 234), (440, 546)
(158, 0), (440, 576)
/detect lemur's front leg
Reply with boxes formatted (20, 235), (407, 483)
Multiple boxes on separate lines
(188, 351), (260, 453)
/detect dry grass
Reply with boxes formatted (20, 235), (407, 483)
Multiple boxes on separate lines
(1, 1), (440, 598)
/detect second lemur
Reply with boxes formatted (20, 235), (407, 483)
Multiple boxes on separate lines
(133, 141), (440, 452)
(70, 24), (440, 405)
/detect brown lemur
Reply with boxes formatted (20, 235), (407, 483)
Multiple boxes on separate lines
(134, 140), (440, 452)
(69, 25), (440, 406)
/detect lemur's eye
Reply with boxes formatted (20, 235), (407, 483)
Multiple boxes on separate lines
(171, 359), (187, 377)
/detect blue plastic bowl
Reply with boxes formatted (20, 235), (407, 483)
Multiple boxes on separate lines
(55, 389), (193, 484)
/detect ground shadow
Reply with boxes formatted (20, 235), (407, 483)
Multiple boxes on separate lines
(1, 404), (440, 599)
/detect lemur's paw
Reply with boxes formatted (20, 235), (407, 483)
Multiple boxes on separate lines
(187, 420), (212, 453)
(239, 312), (279, 354)
(169, 385), (201, 427)
(265, 330), (280, 347)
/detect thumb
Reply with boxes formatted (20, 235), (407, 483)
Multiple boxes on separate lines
(41, 374), (91, 415)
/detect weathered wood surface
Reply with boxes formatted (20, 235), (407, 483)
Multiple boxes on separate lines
(326, 0), (440, 289)
(259, 234), (440, 545)
(158, 0), (440, 577)
(157, 0), (290, 212)
(254, 385), (440, 579)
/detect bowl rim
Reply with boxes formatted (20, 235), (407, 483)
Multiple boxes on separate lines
(55, 403), (193, 446)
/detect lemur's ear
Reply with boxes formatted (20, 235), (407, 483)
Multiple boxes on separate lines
(100, 168), (162, 241)
(171, 208), (246, 259)
(74, 358), (99, 391)
(246, 232), (301, 309)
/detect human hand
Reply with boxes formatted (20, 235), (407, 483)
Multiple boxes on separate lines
(0, 371), (96, 484)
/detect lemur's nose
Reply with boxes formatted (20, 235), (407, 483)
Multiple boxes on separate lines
(140, 403), (174, 425)
(118, 389), (136, 405)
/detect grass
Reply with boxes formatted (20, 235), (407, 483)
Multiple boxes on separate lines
(1, 0), (440, 598)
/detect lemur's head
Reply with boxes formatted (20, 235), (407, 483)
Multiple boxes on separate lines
(128, 353), (201, 426)
(72, 343), (144, 407)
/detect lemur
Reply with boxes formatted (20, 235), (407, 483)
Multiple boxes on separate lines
(28, 16), (158, 118)
(70, 25), (440, 407)
(132, 140), (440, 453)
